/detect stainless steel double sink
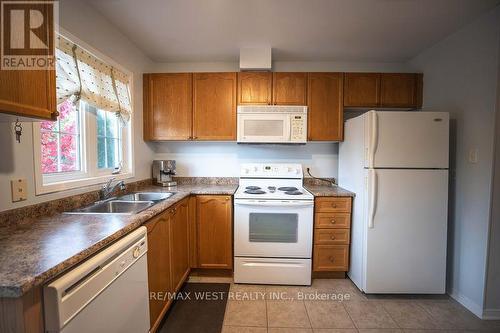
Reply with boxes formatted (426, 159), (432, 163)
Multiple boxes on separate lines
(65, 192), (175, 215)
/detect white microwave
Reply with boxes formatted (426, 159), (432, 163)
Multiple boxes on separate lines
(237, 105), (308, 143)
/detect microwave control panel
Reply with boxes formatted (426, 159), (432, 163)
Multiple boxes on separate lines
(290, 115), (307, 141)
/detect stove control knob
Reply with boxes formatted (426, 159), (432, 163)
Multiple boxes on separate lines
(295, 168), (300, 174)
(244, 168), (249, 174)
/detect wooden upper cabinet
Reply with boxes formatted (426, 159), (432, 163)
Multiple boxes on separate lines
(272, 72), (307, 105)
(238, 72), (272, 105)
(193, 73), (237, 140)
(343, 73), (380, 107)
(0, 67), (57, 121)
(196, 195), (233, 269)
(0, 3), (57, 121)
(143, 73), (192, 140)
(307, 73), (344, 141)
(344, 72), (423, 108)
(170, 199), (190, 292)
(380, 73), (422, 108)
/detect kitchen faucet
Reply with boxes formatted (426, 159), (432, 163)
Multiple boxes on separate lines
(99, 177), (126, 201)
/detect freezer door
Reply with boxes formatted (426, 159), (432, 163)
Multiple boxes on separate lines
(364, 111), (449, 168)
(364, 169), (448, 293)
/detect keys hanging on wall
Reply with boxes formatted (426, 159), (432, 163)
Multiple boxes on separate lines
(14, 119), (22, 143)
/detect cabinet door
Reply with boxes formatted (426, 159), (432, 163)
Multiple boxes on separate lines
(0, 68), (56, 120)
(0, 3), (56, 121)
(272, 72), (307, 105)
(380, 73), (421, 108)
(344, 73), (380, 107)
(145, 211), (172, 330)
(170, 199), (190, 291)
(197, 195), (233, 269)
(143, 73), (192, 140)
(307, 73), (344, 141)
(193, 73), (237, 140)
(238, 72), (272, 105)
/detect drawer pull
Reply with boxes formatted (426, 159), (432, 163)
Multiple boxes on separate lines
(330, 219), (336, 224)
(329, 256), (335, 262)
(332, 203), (337, 208)
(330, 235), (336, 240)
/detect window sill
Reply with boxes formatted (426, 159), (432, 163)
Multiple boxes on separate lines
(35, 172), (135, 195)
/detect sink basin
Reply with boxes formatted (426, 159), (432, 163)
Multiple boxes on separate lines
(117, 192), (174, 202)
(66, 200), (154, 215)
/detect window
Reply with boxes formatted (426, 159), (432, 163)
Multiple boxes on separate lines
(96, 108), (122, 170)
(34, 33), (133, 195)
(41, 100), (82, 174)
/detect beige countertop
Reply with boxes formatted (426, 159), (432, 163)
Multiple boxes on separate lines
(304, 184), (356, 197)
(0, 181), (354, 298)
(0, 184), (237, 298)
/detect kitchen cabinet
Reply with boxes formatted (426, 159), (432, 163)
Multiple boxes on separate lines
(193, 73), (237, 140)
(344, 73), (380, 107)
(196, 195), (233, 269)
(170, 198), (190, 291)
(313, 197), (352, 274)
(238, 72), (272, 105)
(143, 73), (193, 140)
(0, 3), (57, 121)
(307, 73), (344, 141)
(380, 73), (422, 108)
(344, 72), (422, 108)
(272, 72), (307, 105)
(145, 210), (173, 331)
(0, 67), (57, 121)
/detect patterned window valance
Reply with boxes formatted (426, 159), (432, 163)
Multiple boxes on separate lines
(55, 35), (132, 122)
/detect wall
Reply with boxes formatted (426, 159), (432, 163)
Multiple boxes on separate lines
(484, 34), (500, 318)
(0, 0), (155, 212)
(410, 6), (500, 317)
(150, 61), (416, 178)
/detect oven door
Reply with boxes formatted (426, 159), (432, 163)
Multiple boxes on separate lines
(234, 199), (313, 258)
(237, 113), (291, 143)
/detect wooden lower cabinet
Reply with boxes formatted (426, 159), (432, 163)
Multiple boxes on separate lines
(170, 199), (190, 292)
(145, 197), (190, 332)
(313, 196), (353, 273)
(145, 209), (173, 332)
(196, 195), (233, 269)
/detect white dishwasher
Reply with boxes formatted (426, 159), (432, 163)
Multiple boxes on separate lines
(44, 226), (150, 333)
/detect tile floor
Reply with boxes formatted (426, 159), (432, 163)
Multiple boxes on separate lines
(189, 276), (500, 333)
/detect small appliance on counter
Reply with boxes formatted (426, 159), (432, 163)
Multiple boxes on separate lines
(152, 160), (177, 187)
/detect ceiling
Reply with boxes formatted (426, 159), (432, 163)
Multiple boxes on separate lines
(85, 0), (499, 63)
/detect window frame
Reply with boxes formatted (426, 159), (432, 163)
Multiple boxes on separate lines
(33, 30), (135, 195)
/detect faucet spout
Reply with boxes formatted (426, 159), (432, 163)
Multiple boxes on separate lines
(99, 178), (126, 201)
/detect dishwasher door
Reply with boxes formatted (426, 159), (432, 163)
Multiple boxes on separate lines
(44, 227), (150, 333)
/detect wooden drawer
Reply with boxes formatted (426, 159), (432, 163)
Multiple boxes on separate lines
(315, 197), (351, 213)
(313, 245), (349, 271)
(315, 212), (351, 229)
(314, 229), (350, 245)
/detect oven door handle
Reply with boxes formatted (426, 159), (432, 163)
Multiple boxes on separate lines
(234, 200), (314, 207)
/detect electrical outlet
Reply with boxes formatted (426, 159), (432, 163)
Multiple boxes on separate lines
(11, 178), (27, 202)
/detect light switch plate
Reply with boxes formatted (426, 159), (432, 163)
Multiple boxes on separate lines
(11, 178), (27, 202)
(468, 148), (478, 164)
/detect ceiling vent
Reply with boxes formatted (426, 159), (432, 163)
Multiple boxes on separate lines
(239, 47), (272, 71)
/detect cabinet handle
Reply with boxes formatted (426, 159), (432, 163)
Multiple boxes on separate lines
(329, 256), (335, 262)
(330, 235), (336, 240)
(332, 203), (337, 208)
(330, 219), (336, 224)
(226, 197), (230, 201)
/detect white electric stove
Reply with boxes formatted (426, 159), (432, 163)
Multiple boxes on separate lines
(234, 163), (314, 286)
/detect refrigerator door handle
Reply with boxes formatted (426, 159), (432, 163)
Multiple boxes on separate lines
(368, 169), (377, 229)
(369, 111), (378, 168)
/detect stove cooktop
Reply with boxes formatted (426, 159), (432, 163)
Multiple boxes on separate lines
(235, 183), (313, 200)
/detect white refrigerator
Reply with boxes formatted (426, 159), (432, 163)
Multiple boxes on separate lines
(339, 111), (449, 294)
